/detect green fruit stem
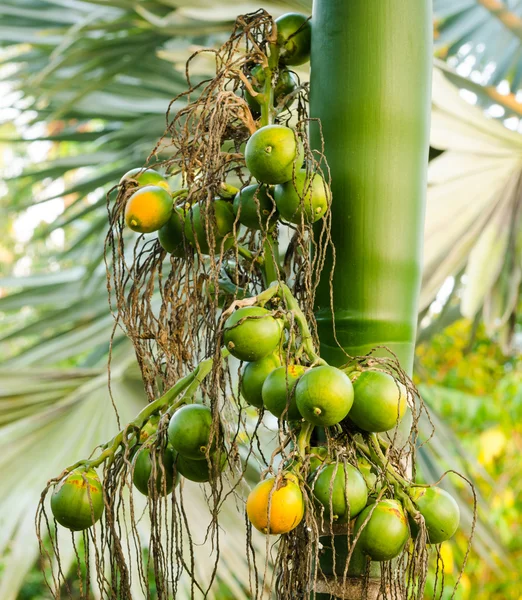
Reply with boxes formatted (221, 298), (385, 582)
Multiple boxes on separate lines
(355, 435), (419, 520)
(297, 421), (314, 459)
(279, 284), (326, 366)
(236, 245), (259, 264)
(367, 434), (409, 489)
(259, 42), (280, 127)
(261, 234), (280, 285)
(60, 349), (229, 474)
(172, 188), (188, 201)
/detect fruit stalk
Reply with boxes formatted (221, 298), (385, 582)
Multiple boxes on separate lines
(259, 40), (280, 127)
(309, 0), (432, 596)
(58, 349), (228, 475)
(279, 284), (326, 366)
(262, 234), (280, 285)
(297, 421), (314, 458)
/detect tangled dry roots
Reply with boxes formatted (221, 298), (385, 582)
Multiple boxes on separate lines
(35, 10), (476, 600)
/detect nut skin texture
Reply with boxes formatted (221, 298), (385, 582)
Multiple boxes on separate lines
(120, 167), (170, 191)
(158, 208), (186, 257)
(295, 366), (354, 426)
(262, 364), (306, 420)
(233, 184), (277, 230)
(183, 200), (235, 255)
(274, 170), (330, 224)
(350, 370), (407, 433)
(409, 486), (460, 544)
(354, 499), (410, 561)
(246, 474), (304, 535)
(51, 468), (104, 531)
(167, 404), (214, 460)
(312, 462), (368, 522)
(176, 451), (226, 483)
(275, 13), (312, 66)
(124, 186), (173, 233)
(245, 125), (304, 185)
(132, 446), (179, 497)
(241, 353), (282, 408)
(224, 307), (282, 362)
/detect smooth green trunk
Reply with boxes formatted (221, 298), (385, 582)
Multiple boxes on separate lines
(310, 0), (432, 375)
(310, 1), (432, 597)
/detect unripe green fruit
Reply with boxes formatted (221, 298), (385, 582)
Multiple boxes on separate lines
(168, 404), (216, 460)
(245, 125), (304, 185)
(350, 371), (407, 433)
(295, 366), (353, 426)
(158, 208), (186, 257)
(262, 364), (306, 421)
(233, 184), (277, 230)
(312, 462), (368, 522)
(176, 451), (227, 483)
(224, 307), (282, 362)
(120, 167), (170, 191)
(184, 200), (235, 255)
(274, 170), (330, 224)
(240, 353), (282, 408)
(51, 468), (104, 531)
(409, 486), (460, 544)
(275, 13), (312, 66)
(132, 446), (179, 496)
(354, 499), (410, 561)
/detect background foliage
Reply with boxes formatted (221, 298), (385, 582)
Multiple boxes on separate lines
(0, 0), (521, 598)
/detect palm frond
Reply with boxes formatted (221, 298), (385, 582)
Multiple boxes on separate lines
(433, 0), (522, 94)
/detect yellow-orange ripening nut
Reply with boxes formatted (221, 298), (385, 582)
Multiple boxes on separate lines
(51, 468), (104, 531)
(350, 371), (407, 433)
(245, 125), (304, 185)
(246, 474), (304, 534)
(124, 185), (173, 233)
(295, 366), (354, 427)
(276, 13), (312, 66)
(120, 168), (170, 191)
(224, 306), (282, 362)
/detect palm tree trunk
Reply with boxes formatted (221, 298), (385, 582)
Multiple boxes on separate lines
(309, 0), (432, 597)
